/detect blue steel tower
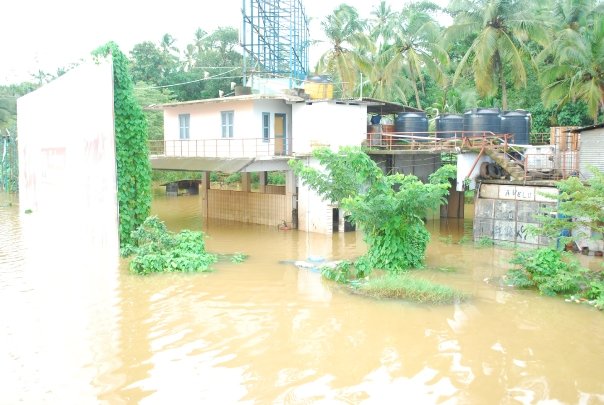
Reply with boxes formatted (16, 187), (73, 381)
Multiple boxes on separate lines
(241, 0), (310, 89)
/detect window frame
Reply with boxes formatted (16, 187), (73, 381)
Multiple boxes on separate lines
(221, 110), (234, 138)
(178, 113), (190, 140)
(262, 112), (270, 142)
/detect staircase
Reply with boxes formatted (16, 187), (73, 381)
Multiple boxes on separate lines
(485, 149), (526, 181)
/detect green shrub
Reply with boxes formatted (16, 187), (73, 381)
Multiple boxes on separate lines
(290, 148), (454, 272)
(225, 172), (241, 184)
(122, 216), (217, 275)
(508, 248), (587, 296)
(267, 171), (285, 185)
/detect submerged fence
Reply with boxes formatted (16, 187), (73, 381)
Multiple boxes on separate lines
(1, 129), (18, 193)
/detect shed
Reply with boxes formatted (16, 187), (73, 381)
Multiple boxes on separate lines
(569, 123), (604, 178)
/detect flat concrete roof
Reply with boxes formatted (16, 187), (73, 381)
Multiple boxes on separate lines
(146, 94), (421, 114)
(147, 94), (305, 110)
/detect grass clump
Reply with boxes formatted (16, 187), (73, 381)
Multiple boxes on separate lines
(121, 216), (217, 275)
(355, 274), (467, 304)
(230, 252), (248, 263)
(476, 236), (495, 247)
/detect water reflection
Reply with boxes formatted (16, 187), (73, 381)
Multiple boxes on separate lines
(1, 192), (120, 403)
(1, 191), (604, 403)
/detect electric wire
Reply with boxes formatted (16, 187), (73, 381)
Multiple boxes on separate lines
(133, 68), (242, 90)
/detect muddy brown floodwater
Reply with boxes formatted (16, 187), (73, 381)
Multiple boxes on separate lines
(1, 190), (604, 404)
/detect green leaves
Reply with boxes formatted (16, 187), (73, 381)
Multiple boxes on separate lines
(291, 148), (453, 272)
(508, 248), (587, 296)
(94, 42), (152, 248)
(123, 216), (217, 275)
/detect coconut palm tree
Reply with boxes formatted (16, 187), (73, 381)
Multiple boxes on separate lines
(183, 44), (197, 72)
(369, 1), (398, 46)
(381, 1), (448, 109)
(193, 28), (209, 57)
(317, 4), (369, 98)
(444, 0), (548, 110)
(540, 13), (604, 123)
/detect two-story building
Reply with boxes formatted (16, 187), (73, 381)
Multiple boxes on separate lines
(149, 94), (427, 234)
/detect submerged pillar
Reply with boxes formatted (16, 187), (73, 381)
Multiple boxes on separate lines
(285, 170), (297, 227)
(241, 172), (251, 192)
(258, 171), (267, 193)
(201, 171), (210, 217)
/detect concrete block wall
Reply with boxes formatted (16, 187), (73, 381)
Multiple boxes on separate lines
(474, 183), (558, 246)
(207, 190), (292, 227)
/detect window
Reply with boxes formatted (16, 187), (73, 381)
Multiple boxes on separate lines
(179, 114), (190, 139)
(262, 112), (270, 142)
(221, 111), (234, 138)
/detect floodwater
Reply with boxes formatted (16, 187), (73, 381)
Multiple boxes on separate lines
(1, 190), (604, 404)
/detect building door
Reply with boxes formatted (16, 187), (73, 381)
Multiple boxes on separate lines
(274, 114), (286, 155)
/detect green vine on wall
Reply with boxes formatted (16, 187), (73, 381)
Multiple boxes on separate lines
(93, 42), (152, 248)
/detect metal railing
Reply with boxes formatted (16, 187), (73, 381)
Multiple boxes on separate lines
(364, 131), (512, 153)
(149, 138), (290, 159)
(523, 150), (579, 180)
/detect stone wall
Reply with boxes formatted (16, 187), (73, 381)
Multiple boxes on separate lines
(474, 183), (558, 245)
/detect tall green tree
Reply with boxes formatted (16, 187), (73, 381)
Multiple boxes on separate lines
(130, 41), (171, 84)
(382, 1), (448, 109)
(445, 0), (548, 109)
(317, 5), (369, 98)
(539, 1), (604, 123)
(132, 82), (175, 141)
(364, 2), (410, 102)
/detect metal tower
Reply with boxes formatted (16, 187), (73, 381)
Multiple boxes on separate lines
(241, 0), (310, 89)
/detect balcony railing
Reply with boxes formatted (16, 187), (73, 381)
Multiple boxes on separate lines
(364, 131), (514, 153)
(149, 138), (290, 159)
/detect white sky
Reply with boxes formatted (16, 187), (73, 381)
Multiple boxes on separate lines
(1, 0), (447, 85)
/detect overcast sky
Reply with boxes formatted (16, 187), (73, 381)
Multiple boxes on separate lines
(1, 0), (447, 85)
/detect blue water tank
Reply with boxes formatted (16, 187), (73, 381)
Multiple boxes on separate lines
(501, 110), (531, 145)
(463, 108), (502, 135)
(435, 114), (464, 138)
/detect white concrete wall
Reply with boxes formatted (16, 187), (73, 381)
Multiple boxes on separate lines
(17, 58), (118, 242)
(296, 157), (334, 234)
(456, 153), (494, 191)
(291, 102), (368, 154)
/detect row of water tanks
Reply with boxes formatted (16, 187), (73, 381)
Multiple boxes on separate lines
(392, 108), (531, 145)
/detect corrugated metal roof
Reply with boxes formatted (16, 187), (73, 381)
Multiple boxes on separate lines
(567, 123), (604, 133)
(361, 97), (424, 114)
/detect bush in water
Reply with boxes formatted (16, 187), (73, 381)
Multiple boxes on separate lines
(122, 216), (217, 275)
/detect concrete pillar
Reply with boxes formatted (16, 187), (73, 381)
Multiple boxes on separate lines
(241, 172), (251, 192)
(285, 170), (297, 226)
(258, 171), (267, 193)
(285, 170), (296, 195)
(200, 171), (210, 217)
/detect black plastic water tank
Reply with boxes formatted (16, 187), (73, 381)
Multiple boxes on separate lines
(463, 108), (502, 135)
(395, 112), (429, 133)
(435, 114), (464, 138)
(501, 110), (531, 144)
